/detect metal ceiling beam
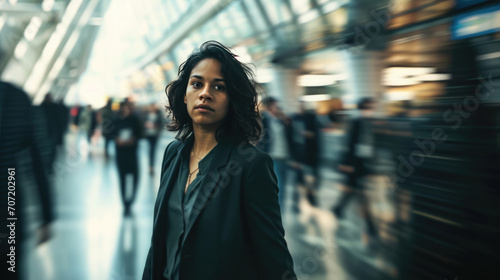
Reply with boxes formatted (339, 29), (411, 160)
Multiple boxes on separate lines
(33, 0), (102, 103)
(123, 0), (234, 77)
(0, 2), (61, 18)
(21, 0), (92, 100)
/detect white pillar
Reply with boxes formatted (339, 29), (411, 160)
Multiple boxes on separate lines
(268, 66), (303, 114)
(341, 50), (384, 107)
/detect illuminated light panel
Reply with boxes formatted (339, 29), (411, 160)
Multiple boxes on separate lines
(383, 67), (437, 86)
(385, 67), (435, 76)
(298, 74), (338, 87)
(300, 94), (331, 102)
(419, 73), (451, 81)
(387, 91), (414, 101)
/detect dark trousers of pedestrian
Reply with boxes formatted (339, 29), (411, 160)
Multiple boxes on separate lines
(116, 147), (138, 215)
(146, 135), (158, 169)
(333, 174), (377, 237)
(294, 163), (320, 207)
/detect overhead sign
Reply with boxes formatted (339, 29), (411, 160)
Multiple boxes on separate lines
(452, 4), (500, 40)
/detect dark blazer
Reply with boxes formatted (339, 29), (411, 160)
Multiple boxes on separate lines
(142, 136), (296, 280)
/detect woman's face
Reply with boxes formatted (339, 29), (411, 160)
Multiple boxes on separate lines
(184, 58), (229, 129)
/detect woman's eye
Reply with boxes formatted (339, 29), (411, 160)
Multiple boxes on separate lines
(192, 81), (202, 88)
(214, 84), (226, 91)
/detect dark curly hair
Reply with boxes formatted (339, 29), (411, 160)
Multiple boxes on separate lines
(166, 41), (263, 144)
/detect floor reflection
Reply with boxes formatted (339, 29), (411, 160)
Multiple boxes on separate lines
(110, 216), (138, 280)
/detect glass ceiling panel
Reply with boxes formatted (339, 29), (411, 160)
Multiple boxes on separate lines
(242, 0), (268, 34)
(264, 0), (292, 25)
(226, 2), (253, 39)
(291, 0), (312, 14)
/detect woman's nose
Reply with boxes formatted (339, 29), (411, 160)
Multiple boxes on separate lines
(199, 86), (212, 100)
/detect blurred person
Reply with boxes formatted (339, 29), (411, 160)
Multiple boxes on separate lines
(88, 105), (98, 143)
(143, 103), (163, 175)
(56, 100), (70, 147)
(259, 96), (292, 206)
(0, 82), (54, 280)
(78, 105), (93, 143)
(100, 98), (115, 159)
(40, 93), (59, 170)
(142, 41), (296, 280)
(113, 101), (142, 216)
(289, 101), (321, 208)
(332, 97), (378, 243)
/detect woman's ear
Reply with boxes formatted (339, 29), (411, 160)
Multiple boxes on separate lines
(184, 94), (187, 104)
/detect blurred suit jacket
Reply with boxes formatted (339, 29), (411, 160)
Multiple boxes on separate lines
(142, 136), (296, 280)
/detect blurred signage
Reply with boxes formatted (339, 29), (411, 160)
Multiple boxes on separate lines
(452, 4), (500, 40)
(455, 0), (488, 9)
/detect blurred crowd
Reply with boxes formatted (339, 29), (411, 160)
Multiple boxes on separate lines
(2, 75), (500, 279)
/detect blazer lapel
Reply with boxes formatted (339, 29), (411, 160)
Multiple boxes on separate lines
(153, 143), (183, 225)
(183, 139), (235, 238)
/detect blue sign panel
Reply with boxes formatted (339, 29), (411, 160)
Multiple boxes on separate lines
(452, 4), (500, 40)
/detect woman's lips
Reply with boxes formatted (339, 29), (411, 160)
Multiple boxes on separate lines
(195, 105), (214, 112)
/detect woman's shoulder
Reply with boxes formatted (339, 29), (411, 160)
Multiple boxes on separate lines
(163, 139), (183, 156)
(230, 141), (273, 167)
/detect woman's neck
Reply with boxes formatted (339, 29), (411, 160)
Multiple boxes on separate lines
(192, 124), (218, 156)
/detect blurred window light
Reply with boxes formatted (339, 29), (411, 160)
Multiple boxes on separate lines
(419, 73), (451, 81)
(322, 0), (349, 14)
(385, 67), (435, 76)
(176, 0), (188, 13)
(14, 40), (28, 58)
(256, 68), (273, 84)
(298, 74), (338, 87)
(300, 94), (331, 102)
(0, 16), (5, 32)
(383, 67), (450, 86)
(42, 0), (55, 11)
(291, 0), (311, 14)
(383, 67), (435, 86)
(387, 91), (415, 101)
(8, 0), (17, 5)
(266, 0), (292, 25)
(298, 9), (319, 24)
(233, 46), (252, 63)
(24, 16), (42, 41)
(383, 76), (420, 86)
(332, 73), (347, 81)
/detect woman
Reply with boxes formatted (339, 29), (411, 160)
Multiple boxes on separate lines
(142, 41), (296, 280)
